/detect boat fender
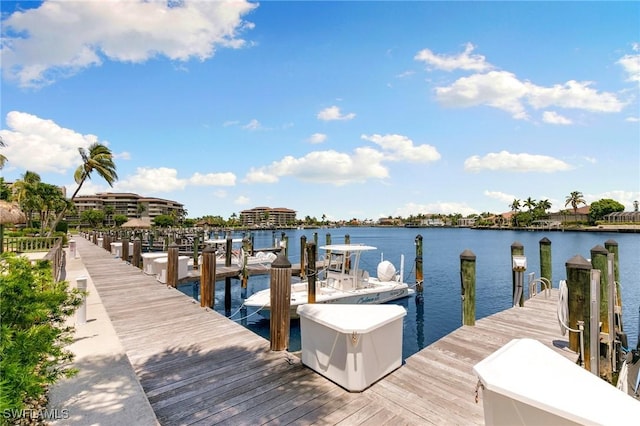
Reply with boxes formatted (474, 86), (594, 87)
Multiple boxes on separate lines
(377, 260), (396, 282)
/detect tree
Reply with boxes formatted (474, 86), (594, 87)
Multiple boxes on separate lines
(12, 171), (41, 228)
(0, 135), (7, 169)
(565, 191), (586, 221)
(80, 209), (105, 228)
(0, 178), (10, 201)
(588, 199), (624, 225)
(153, 214), (175, 227)
(48, 142), (118, 236)
(523, 197), (536, 212)
(537, 199), (552, 214)
(113, 214), (128, 227)
(510, 199), (521, 213)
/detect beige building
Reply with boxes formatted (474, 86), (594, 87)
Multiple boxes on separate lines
(240, 207), (297, 228)
(70, 192), (185, 226)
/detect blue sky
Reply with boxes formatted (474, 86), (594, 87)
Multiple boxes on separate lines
(1, 1), (638, 221)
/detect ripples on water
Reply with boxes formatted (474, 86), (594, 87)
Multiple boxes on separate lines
(178, 227), (639, 359)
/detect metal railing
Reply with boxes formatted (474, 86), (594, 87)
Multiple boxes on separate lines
(3, 236), (60, 253)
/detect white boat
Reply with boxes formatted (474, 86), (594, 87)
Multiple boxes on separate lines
(202, 238), (277, 267)
(243, 244), (414, 319)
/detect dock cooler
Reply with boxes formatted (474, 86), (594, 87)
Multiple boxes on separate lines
(473, 338), (640, 425)
(154, 256), (190, 283)
(141, 252), (169, 275)
(297, 304), (406, 392)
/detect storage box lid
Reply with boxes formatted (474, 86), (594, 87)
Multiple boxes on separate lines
(297, 304), (406, 334)
(473, 338), (640, 424)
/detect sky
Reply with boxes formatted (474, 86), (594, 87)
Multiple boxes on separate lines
(1, 1), (639, 221)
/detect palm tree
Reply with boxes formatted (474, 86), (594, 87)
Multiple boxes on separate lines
(523, 197), (536, 212)
(537, 199), (552, 214)
(48, 142), (118, 235)
(565, 191), (586, 222)
(0, 136), (7, 169)
(12, 171), (41, 228)
(510, 199), (521, 213)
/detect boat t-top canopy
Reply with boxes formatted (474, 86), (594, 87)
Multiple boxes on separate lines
(319, 244), (377, 252)
(204, 238), (244, 245)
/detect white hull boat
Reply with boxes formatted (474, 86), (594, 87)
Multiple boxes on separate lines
(243, 244), (414, 319)
(202, 238), (277, 267)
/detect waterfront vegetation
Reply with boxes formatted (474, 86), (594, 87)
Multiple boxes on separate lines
(0, 253), (82, 422)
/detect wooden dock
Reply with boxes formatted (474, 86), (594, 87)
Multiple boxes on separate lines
(73, 236), (577, 425)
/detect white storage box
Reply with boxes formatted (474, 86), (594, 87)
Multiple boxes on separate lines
(141, 252), (168, 275)
(110, 242), (134, 257)
(473, 338), (640, 425)
(297, 304), (406, 392)
(154, 256), (189, 283)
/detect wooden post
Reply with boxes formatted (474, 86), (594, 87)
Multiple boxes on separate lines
(539, 237), (552, 291)
(270, 252), (291, 351)
(590, 245), (610, 334)
(241, 238), (251, 290)
(306, 241), (316, 304)
(511, 241), (525, 307)
(225, 236), (232, 311)
(299, 235), (307, 280)
(132, 238), (142, 269)
(604, 239), (623, 328)
(460, 249), (476, 326)
(313, 232), (318, 247)
(121, 237), (129, 262)
(415, 234), (424, 295)
(148, 233), (154, 252)
(167, 243), (179, 288)
(200, 246), (215, 308)
(192, 235), (199, 270)
(566, 255), (592, 369)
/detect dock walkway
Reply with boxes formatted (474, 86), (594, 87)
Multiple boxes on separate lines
(69, 236), (576, 425)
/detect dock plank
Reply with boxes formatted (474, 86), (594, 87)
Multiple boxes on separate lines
(73, 236), (577, 425)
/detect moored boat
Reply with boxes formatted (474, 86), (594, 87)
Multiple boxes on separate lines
(243, 243), (414, 319)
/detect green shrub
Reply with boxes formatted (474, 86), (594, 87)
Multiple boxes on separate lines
(0, 253), (83, 420)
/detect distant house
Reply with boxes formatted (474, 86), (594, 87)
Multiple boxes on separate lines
(548, 205), (590, 223)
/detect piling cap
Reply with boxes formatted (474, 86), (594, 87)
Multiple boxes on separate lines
(539, 237), (551, 245)
(565, 254), (591, 269)
(604, 239), (618, 247)
(203, 246), (215, 254)
(271, 251), (291, 268)
(460, 249), (476, 260)
(590, 245), (608, 255)
(511, 241), (523, 249)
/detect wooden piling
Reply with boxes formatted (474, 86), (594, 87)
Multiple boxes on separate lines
(241, 238), (251, 289)
(200, 246), (215, 308)
(344, 234), (350, 272)
(299, 236), (307, 280)
(132, 238), (142, 269)
(460, 249), (476, 326)
(167, 243), (179, 288)
(590, 245), (610, 334)
(539, 237), (552, 291)
(604, 239), (623, 326)
(121, 237), (129, 262)
(415, 234), (424, 295)
(225, 236), (232, 311)
(306, 241), (316, 304)
(511, 241), (525, 307)
(270, 252), (291, 351)
(566, 254), (592, 369)
(192, 235), (199, 270)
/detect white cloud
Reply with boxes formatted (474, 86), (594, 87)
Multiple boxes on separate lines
(307, 133), (327, 144)
(360, 134), (441, 163)
(464, 151), (573, 173)
(115, 167), (186, 192)
(484, 190), (517, 205)
(114, 151), (131, 160)
(526, 80), (624, 112)
(1, 0), (258, 87)
(244, 148), (388, 185)
(617, 43), (640, 82)
(414, 42), (494, 72)
(223, 120), (240, 127)
(0, 111), (100, 173)
(189, 172), (236, 186)
(542, 111), (572, 125)
(234, 195), (250, 205)
(243, 119), (261, 130)
(435, 71), (530, 119)
(625, 116), (640, 122)
(317, 106), (356, 121)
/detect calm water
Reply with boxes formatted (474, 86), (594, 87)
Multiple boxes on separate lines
(178, 227), (639, 359)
